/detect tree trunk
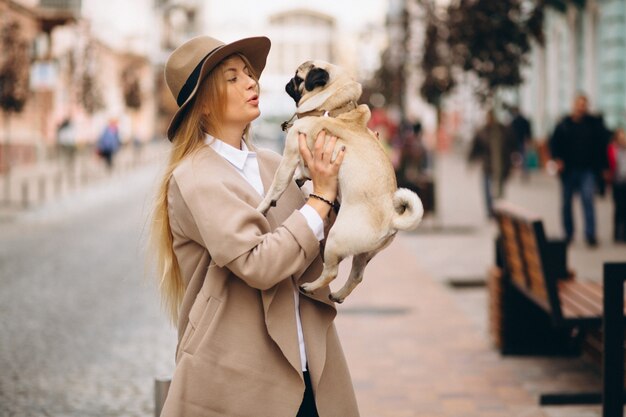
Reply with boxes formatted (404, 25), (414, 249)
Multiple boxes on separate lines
(3, 111), (11, 204)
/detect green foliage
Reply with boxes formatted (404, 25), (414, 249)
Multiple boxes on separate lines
(446, 0), (545, 100)
(77, 42), (104, 114)
(419, 4), (455, 108)
(121, 66), (142, 110)
(0, 20), (30, 114)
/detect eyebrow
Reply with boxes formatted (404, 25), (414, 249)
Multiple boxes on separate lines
(223, 65), (250, 74)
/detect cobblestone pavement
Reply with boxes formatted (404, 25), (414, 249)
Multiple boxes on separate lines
(0, 146), (624, 416)
(0, 163), (176, 417)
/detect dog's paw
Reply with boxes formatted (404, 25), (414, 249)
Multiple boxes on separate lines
(256, 202), (268, 213)
(299, 283), (315, 295)
(256, 200), (276, 215)
(329, 293), (345, 304)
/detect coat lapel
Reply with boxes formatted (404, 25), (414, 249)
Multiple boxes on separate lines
(202, 145), (265, 208)
(256, 148), (336, 305)
(254, 147), (305, 375)
(255, 146), (337, 378)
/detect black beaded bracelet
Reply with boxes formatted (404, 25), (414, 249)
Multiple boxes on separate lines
(309, 193), (336, 209)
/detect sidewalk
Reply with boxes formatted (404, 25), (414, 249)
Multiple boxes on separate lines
(334, 150), (625, 417)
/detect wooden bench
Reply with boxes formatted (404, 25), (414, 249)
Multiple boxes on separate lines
(602, 263), (626, 417)
(490, 201), (626, 406)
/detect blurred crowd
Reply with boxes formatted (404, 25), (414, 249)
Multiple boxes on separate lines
(367, 91), (625, 248)
(368, 109), (435, 214)
(465, 94), (624, 247)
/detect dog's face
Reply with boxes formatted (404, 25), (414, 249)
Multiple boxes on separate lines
(285, 61), (331, 105)
(284, 60), (362, 114)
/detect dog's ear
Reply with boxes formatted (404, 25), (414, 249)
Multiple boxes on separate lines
(285, 76), (303, 104)
(304, 68), (329, 92)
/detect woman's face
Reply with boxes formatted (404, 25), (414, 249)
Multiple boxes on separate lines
(220, 55), (260, 128)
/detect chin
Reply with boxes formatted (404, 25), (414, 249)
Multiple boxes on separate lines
(248, 109), (261, 122)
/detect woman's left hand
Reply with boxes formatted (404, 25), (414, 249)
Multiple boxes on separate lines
(299, 130), (345, 217)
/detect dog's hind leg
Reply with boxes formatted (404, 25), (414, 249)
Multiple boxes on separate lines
(257, 131), (301, 214)
(300, 251), (342, 296)
(329, 250), (377, 303)
(329, 234), (395, 303)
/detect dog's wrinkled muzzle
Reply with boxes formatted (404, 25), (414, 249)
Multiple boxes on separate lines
(285, 78), (302, 104)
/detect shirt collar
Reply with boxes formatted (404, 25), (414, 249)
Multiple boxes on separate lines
(206, 134), (255, 170)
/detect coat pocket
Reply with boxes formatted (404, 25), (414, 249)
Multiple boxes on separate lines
(181, 293), (221, 356)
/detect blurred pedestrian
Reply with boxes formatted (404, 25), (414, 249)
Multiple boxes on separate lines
(608, 127), (626, 243)
(395, 120), (433, 212)
(395, 120), (429, 184)
(368, 107), (397, 162)
(468, 109), (516, 218)
(508, 106), (532, 180)
(56, 117), (77, 170)
(549, 94), (611, 247)
(150, 35), (357, 417)
(96, 118), (121, 170)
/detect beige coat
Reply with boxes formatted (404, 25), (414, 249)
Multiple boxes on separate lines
(160, 144), (359, 417)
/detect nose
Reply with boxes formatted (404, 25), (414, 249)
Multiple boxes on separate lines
(245, 74), (257, 89)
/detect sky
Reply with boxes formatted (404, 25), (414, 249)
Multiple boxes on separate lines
(82, 0), (388, 55)
(207, 0), (389, 34)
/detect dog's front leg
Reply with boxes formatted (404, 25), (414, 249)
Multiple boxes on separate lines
(257, 131), (301, 214)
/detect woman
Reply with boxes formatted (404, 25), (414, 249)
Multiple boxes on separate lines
(151, 35), (359, 417)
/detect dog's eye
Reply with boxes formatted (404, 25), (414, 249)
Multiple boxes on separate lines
(294, 76), (303, 85)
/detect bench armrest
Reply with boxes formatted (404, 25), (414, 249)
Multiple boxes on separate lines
(544, 239), (569, 280)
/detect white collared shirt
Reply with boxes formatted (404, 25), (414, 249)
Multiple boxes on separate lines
(207, 135), (322, 371)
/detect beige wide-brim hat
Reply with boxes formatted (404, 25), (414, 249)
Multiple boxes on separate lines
(164, 35), (271, 141)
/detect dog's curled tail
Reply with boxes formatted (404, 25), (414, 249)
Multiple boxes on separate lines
(391, 188), (424, 231)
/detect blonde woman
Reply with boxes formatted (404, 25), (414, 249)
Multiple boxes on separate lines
(151, 35), (358, 417)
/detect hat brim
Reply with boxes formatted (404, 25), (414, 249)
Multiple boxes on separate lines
(166, 36), (271, 141)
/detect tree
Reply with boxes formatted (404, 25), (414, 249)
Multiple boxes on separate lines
(121, 64), (142, 147)
(121, 65), (142, 110)
(0, 19), (30, 202)
(419, 2), (455, 122)
(75, 41), (104, 114)
(446, 0), (544, 101)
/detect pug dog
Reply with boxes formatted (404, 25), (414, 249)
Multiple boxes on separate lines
(257, 60), (423, 303)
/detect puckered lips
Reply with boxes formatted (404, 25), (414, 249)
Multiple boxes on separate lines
(247, 94), (259, 106)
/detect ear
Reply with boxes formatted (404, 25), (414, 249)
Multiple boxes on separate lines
(304, 68), (329, 92)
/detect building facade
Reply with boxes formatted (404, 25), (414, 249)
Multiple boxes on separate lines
(0, 0), (157, 172)
(519, 0), (626, 139)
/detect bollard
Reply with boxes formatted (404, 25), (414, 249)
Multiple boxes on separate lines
(154, 377), (171, 417)
(38, 177), (46, 204)
(55, 172), (62, 197)
(21, 180), (29, 208)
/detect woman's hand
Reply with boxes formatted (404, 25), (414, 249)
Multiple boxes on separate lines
(299, 130), (345, 217)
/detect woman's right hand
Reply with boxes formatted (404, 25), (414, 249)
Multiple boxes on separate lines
(299, 130), (345, 217)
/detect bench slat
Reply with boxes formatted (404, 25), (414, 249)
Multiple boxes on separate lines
(559, 281), (603, 318)
(500, 218), (528, 288)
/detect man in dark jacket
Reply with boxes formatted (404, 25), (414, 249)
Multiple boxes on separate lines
(549, 94), (610, 247)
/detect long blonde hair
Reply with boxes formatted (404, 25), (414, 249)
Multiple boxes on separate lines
(151, 53), (258, 324)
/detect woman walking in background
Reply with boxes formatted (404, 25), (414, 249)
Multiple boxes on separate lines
(468, 109), (516, 218)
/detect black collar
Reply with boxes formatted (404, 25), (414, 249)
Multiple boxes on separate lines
(281, 101), (358, 132)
